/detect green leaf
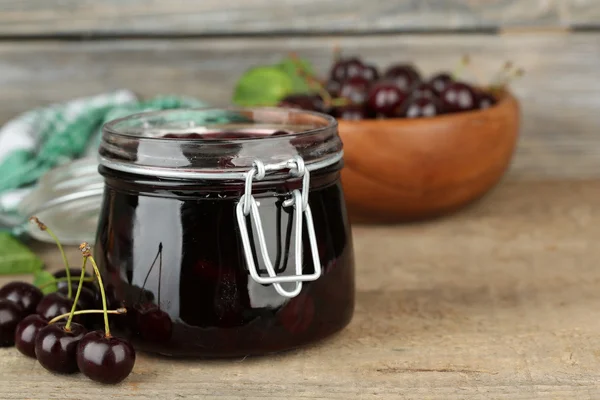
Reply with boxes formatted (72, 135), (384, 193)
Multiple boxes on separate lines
(33, 270), (57, 295)
(0, 233), (43, 275)
(232, 66), (294, 107)
(277, 56), (317, 94)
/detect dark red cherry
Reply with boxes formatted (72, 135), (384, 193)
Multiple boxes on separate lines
(35, 292), (78, 321)
(477, 91), (497, 109)
(53, 268), (95, 292)
(325, 80), (341, 97)
(34, 322), (87, 374)
(77, 331), (136, 384)
(366, 80), (408, 117)
(429, 73), (453, 95)
(333, 104), (369, 121)
(339, 76), (370, 105)
(396, 95), (445, 118)
(136, 303), (173, 343)
(440, 82), (477, 112)
(278, 94), (325, 112)
(58, 285), (99, 328)
(383, 64), (421, 91)
(0, 299), (23, 347)
(362, 64), (380, 82)
(330, 57), (364, 82)
(58, 285), (98, 310)
(15, 314), (47, 358)
(411, 82), (437, 99)
(0, 281), (43, 316)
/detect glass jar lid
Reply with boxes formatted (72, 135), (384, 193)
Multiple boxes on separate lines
(16, 157), (103, 245)
(98, 107), (343, 181)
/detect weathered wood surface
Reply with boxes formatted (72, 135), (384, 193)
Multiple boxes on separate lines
(1, 180), (600, 398)
(0, 0), (592, 35)
(0, 33), (599, 180)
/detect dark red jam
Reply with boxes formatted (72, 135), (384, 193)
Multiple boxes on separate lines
(95, 111), (354, 358)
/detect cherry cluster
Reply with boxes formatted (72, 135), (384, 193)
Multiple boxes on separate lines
(0, 218), (135, 385)
(278, 54), (522, 120)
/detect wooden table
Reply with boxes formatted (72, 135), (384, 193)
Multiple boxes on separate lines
(1, 179), (599, 399)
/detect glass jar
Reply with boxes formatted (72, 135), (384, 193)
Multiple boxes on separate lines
(94, 108), (355, 357)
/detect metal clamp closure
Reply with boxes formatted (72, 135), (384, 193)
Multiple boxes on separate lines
(236, 156), (322, 298)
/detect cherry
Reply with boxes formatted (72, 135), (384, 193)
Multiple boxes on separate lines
(0, 299), (23, 347)
(429, 72), (453, 95)
(325, 80), (341, 97)
(58, 285), (98, 310)
(362, 64), (379, 82)
(35, 322), (87, 374)
(383, 64), (421, 91)
(440, 82), (477, 112)
(54, 268), (95, 292)
(329, 57), (364, 82)
(278, 94), (325, 112)
(135, 303), (173, 343)
(366, 80), (408, 117)
(0, 281), (43, 316)
(411, 82), (437, 99)
(339, 76), (370, 105)
(333, 104), (369, 120)
(15, 314), (47, 358)
(58, 285), (100, 328)
(76, 243), (136, 384)
(35, 292), (78, 321)
(396, 95), (445, 118)
(477, 91), (497, 109)
(77, 331), (136, 384)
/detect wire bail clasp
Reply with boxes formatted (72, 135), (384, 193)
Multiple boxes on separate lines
(236, 156), (322, 298)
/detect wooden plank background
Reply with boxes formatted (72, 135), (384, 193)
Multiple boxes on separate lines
(0, 0), (598, 181)
(0, 0), (598, 35)
(0, 32), (599, 179)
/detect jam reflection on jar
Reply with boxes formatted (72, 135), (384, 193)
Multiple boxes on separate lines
(95, 108), (355, 357)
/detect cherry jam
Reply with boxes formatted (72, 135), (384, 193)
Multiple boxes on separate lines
(95, 108), (355, 357)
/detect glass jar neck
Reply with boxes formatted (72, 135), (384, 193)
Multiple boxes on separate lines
(99, 108), (342, 182)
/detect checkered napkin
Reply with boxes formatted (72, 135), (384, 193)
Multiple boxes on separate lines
(0, 91), (208, 228)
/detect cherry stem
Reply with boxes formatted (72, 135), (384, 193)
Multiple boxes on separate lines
(158, 242), (162, 308)
(36, 276), (94, 290)
(332, 44), (342, 62)
(465, 60), (485, 87)
(138, 244), (162, 304)
(79, 242), (111, 337)
(287, 52), (336, 106)
(451, 55), (470, 81)
(65, 257), (88, 331)
(330, 97), (350, 107)
(489, 68), (525, 94)
(490, 61), (513, 87)
(48, 308), (127, 326)
(30, 217), (72, 299)
(294, 64), (333, 106)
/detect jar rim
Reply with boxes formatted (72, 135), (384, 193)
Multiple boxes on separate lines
(102, 106), (338, 142)
(99, 106), (343, 180)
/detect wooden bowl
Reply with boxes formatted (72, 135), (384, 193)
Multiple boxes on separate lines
(338, 91), (520, 223)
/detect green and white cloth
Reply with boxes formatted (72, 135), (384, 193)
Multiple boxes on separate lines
(0, 90), (208, 229)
